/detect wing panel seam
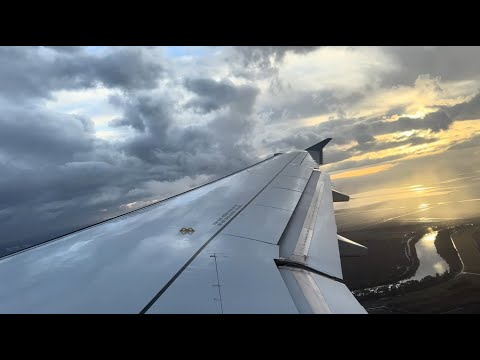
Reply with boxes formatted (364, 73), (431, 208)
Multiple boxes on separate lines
(140, 153), (300, 314)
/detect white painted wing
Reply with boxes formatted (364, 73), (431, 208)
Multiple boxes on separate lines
(0, 146), (366, 313)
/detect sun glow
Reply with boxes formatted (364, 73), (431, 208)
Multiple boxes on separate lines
(331, 163), (397, 180)
(411, 186), (430, 193)
(423, 228), (438, 242)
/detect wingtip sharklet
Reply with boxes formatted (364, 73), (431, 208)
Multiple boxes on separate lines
(305, 138), (332, 151)
(305, 138), (332, 165)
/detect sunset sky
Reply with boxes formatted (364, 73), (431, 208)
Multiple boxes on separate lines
(1, 46), (479, 253)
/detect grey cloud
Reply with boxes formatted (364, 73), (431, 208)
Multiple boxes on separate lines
(349, 136), (438, 154)
(110, 95), (171, 133)
(235, 46), (318, 66)
(445, 92), (480, 120)
(368, 110), (453, 134)
(352, 124), (375, 144)
(0, 47), (163, 101)
(447, 133), (480, 151)
(264, 90), (365, 124)
(277, 92), (480, 152)
(381, 46), (480, 87)
(328, 154), (405, 174)
(109, 78), (261, 179)
(184, 78), (259, 114)
(44, 46), (83, 53)
(229, 46), (319, 79)
(265, 93), (480, 169)
(2, 46), (480, 259)
(327, 136), (438, 165)
(385, 106), (407, 118)
(54, 49), (163, 90)
(0, 105), (95, 165)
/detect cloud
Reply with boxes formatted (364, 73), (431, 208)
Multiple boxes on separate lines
(447, 133), (480, 151)
(271, 91), (480, 152)
(109, 78), (261, 180)
(262, 89), (365, 124)
(229, 46), (319, 79)
(331, 163), (397, 180)
(1, 46), (480, 258)
(0, 103), (95, 165)
(446, 92), (480, 120)
(44, 46), (83, 53)
(0, 47), (163, 102)
(380, 46), (480, 87)
(184, 78), (258, 114)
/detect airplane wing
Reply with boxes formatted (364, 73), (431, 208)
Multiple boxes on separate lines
(0, 139), (367, 314)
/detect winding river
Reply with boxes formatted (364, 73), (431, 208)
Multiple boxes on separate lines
(405, 228), (449, 281)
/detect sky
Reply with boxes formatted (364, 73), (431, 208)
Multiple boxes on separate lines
(1, 46), (480, 255)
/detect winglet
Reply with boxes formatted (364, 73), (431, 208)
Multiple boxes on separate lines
(305, 138), (332, 166)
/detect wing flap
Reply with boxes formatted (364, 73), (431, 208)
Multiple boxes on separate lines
(147, 234), (299, 314)
(278, 170), (343, 279)
(279, 267), (367, 314)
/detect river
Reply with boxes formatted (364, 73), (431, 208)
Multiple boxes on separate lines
(405, 227), (449, 281)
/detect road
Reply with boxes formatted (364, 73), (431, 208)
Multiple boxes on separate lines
(451, 226), (480, 275)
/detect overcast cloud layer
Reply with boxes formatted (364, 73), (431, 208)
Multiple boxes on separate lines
(1, 46), (480, 256)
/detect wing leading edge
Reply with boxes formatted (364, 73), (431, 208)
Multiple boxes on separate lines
(0, 139), (367, 314)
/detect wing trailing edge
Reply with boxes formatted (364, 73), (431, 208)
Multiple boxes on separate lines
(332, 189), (350, 202)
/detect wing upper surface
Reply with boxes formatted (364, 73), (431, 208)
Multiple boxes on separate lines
(0, 152), (300, 313)
(0, 148), (366, 314)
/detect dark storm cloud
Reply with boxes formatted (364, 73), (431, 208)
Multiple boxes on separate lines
(110, 94), (170, 133)
(110, 95), (209, 163)
(184, 78), (259, 114)
(0, 47), (163, 101)
(53, 49), (163, 91)
(0, 74), (263, 255)
(235, 46), (319, 66)
(0, 100), (215, 256)
(0, 106), (131, 253)
(0, 104), (95, 164)
(111, 78), (260, 176)
(0, 46), (165, 256)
